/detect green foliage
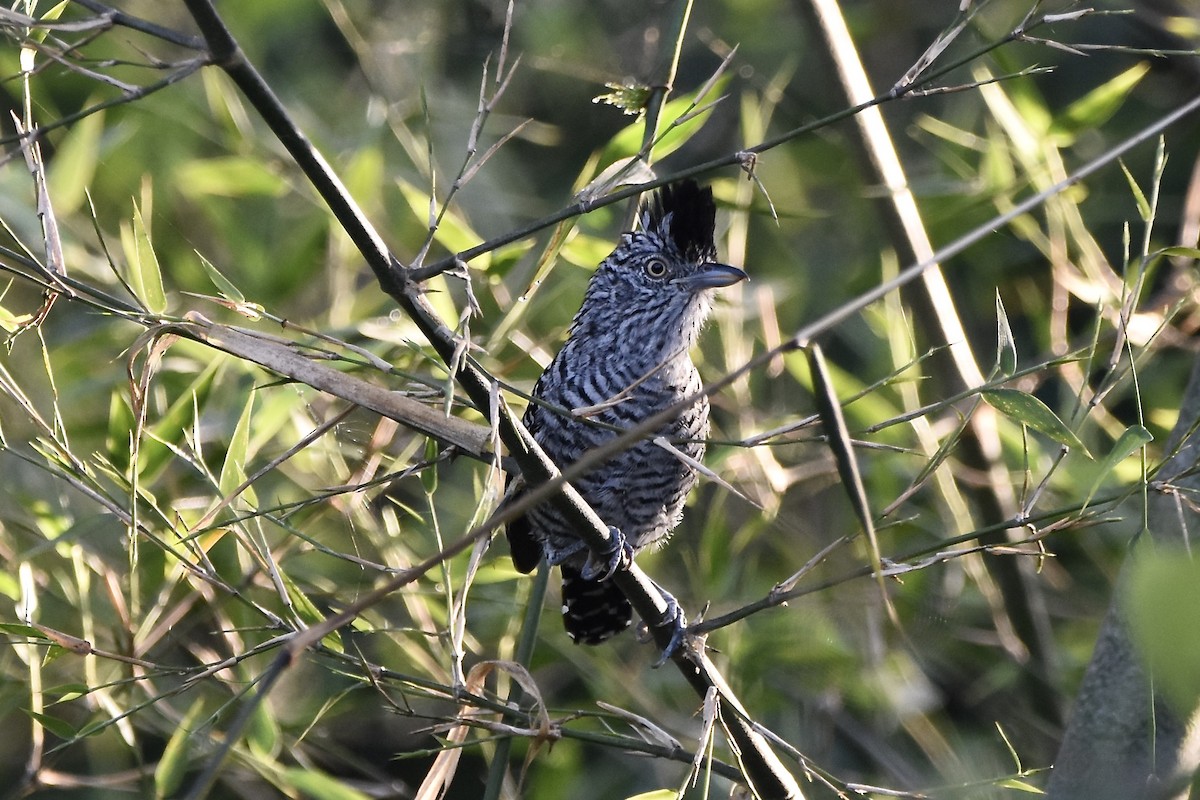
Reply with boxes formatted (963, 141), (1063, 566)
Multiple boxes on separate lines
(1126, 549), (1200, 713)
(0, 1), (1197, 799)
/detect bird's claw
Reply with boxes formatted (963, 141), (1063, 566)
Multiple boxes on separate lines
(579, 525), (633, 581)
(650, 585), (689, 668)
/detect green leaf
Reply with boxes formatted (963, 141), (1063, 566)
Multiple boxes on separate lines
(0, 623), (47, 638)
(42, 644), (68, 667)
(47, 104), (104, 215)
(421, 437), (439, 495)
(155, 696), (208, 799)
(246, 697), (281, 759)
(1084, 425), (1152, 508)
(45, 683), (90, 704)
(0, 572), (19, 601)
(624, 791), (678, 800)
(1126, 551), (1200, 713)
(174, 156), (287, 198)
(343, 145), (386, 212)
(995, 291), (1016, 377)
(140, 359), (221, 482)
(1053, 63), (1150, 138)
(282, 575), (344, 653)
(24, 1), (68, 45)
(196, 251), (246, 303)
(600, 76), (729, 167)
(120, 203), (168, 314)
(396, 178), (485, 262)
(25, 709), (77, 740)
(106, 392), (136, 473)
(981, 388), (1091, 458)
(1119, 159), (1152, 222)
(218, 391), (257, 503)
(283, 768), (372, 800)
(1154, 246), (1200, 260)
(996, 778), (1045, 794)
(593, 81), (653, 115)
(0, 303), (33, 333)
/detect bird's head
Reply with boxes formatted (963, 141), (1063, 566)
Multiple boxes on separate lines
(576, 180), (746, 338)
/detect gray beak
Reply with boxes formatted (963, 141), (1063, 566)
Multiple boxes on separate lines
(675, 263), (748, 290)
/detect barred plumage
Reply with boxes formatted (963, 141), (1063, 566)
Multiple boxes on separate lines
(505, 180), (746, 646)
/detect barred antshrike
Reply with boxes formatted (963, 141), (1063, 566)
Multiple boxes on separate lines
(505, 180), (746, 651)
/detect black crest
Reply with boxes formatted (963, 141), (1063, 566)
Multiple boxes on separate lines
(642, 180), (718, 263)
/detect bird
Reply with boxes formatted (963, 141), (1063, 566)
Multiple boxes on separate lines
(504, 179), (746, 653)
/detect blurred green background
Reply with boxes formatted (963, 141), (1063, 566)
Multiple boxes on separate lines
(2, 0), (1199, 797)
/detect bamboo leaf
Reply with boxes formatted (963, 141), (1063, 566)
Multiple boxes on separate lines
(995, 291), (1017, 377)
(284, 768), (372, 800)
(1119, 159), (1151, 222)
(218, 391), (256, 503)
(120, 203), (168, 314)
(196, 251), (246, 304)
(46, 105), (104, 215)
(600, 76), (729, 166)
(155, 697), (209, 800)
(1126, 552), (1200, 713)
(1084, 425), (1152, 508)
(175, 156), (287, 198)
(1053, 63), (1150, 138)
(25, 710), (77, 740)
(981, 388), (1091, 458)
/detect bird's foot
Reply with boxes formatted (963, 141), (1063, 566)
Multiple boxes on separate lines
(648, 583), (689, 668)
(579, 526), (633, 582)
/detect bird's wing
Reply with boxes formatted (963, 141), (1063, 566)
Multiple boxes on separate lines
(502, 473), (543, 574)
(502, 398), (547, 574)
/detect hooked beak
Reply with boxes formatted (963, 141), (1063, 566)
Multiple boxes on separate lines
(674, 263), (748, 290)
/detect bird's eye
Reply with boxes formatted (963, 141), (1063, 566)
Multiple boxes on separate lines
(644, 258), (668, 278)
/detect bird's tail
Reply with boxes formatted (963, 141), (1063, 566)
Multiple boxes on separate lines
(560, 565), (632, 644)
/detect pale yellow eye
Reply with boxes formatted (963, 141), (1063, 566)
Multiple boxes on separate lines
(644, 258), (668, 278)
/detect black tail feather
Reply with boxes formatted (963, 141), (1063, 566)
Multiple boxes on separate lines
(560, 565), (632, 644)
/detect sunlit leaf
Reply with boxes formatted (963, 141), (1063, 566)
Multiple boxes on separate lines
(600, 76), (729, 167)
(140, 360), (221, 481)
(196, 251), (246, 303)
(283, 574), (344, 653)
(396, 178), (485, 263)
(218, 391), (257, 505)
(593, 81), (653, 115)
(120, 203), (168, 314)
(0, 304), (34, 333)
(155, 697), (208, 800)
(175, 156), (287, 198)
(246, 696), (281, 759)
(1053, 63), (1150, 138)
(996, 777), (1045, 794)
(47, 105), (104, 215)
(284, 768), (372, 800)
(1126, 552), (1200, 713)
(1154, 246), (1200, 260)
(25, 709), (76, 740)
(1119, 159), (1151, 222)
(1084, 425), (1152, 508)
(981, 388), (1091, 458)
(0, 623), (46, 638)
(995, 291), (1016, 377)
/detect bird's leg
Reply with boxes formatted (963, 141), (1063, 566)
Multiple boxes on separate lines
(545, 540), (587, 566)
(579, 525), (633, 582)
(544, 526), (632, 581)
(649, 582), (688, 668)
